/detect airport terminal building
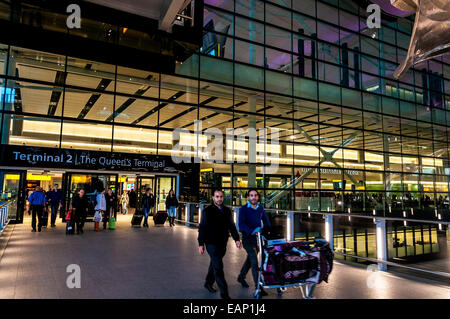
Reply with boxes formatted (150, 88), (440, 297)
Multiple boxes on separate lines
(0, 0), (448, 268)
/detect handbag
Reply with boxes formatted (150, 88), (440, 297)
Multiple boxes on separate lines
(93, 210), (103, 222)
(66, 209), (72, 221)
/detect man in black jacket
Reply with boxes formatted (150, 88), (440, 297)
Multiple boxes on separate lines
(71, 189), (89, 234)
(198, 189), (241, 299)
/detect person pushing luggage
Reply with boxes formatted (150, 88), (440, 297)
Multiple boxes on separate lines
(142, 188), (155, 227)
(165, 189), (178, 227)
(198, 189), (241, 299)
(237, 189), (271, 296)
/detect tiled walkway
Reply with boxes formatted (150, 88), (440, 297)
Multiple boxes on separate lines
(0, 215), (448, 299)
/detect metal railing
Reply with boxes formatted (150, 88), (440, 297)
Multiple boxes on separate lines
(0, 201), (12, 233)
(178, 201), (450, 279)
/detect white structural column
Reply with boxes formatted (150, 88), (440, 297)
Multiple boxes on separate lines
(376, 219), (388, 271)
(324, 215), (334, 250)
(185, 203), (191, 226)
(286, 211), (294, 241)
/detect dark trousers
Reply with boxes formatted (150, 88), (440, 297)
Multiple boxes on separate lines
(31, 204), (43, 230)
(205, 244), (228, 295)
(239, 238), (260, 287)
(103, 208), (112, 229)
(74, 213), (85, 233)
(50, 203), (59, 225)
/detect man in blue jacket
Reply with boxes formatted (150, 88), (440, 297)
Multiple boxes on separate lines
(46, 184), (63, 227)
(28, 186), (46, 232)
(237, 189), (271, 296)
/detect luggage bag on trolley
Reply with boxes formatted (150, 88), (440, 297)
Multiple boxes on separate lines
(254, 232), (333, 299)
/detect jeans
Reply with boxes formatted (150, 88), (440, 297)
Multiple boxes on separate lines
(143, 207), (151, 225)
(205, 244), (229, 295)
(50, 203), (59, 225)
(239, 238), (260, 287)
(167, 206), (176, 217)
(31, 204), (43, 230)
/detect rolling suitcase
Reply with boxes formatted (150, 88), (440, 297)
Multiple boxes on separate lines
(131, 211), (143, 227)
(41, 207), (49, 227)
(153, 211), (168, 226)
(109, 217), (116, 230)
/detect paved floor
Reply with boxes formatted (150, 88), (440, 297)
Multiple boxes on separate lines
(0, 214), (449, 299)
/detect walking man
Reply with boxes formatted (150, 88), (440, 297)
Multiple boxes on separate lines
(198, 189), (241, 299)
(28, 186), (46, 232)
(237, 189), (271, 296)
(46, 184), (63, 227)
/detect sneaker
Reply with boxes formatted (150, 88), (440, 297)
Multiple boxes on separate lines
(51, 224), (56, 227)
(220, 293), (231, 299)
(31, 229), (36, 232)
(237, 275), (249, 288)
(204, 283), (216, 293)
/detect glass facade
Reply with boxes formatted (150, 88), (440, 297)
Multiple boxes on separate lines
(0, 0), (448, 266)
(0, 0), (449, 222)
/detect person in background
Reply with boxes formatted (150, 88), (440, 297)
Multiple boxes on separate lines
(94, 188), (106, 231)
(46, 183), (63, 227)
(198, 189), (241, 299)
(71, 188), (89, 235)
(237, 189), (271, 297)
(128, 188), (137, 215)
(121, 191), (129, 214)
(28, 186), (46, 232)
(165, 189), (178, 227)
(104, 188), (116, 229)
(142, 188), (155, 227)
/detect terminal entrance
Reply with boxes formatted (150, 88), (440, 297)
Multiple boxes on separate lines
(0, 169), (178, 224)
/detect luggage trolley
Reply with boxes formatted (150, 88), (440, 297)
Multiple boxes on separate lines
(253, 232), (332, 299)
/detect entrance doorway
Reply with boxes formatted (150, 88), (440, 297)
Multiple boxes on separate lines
(0, 170), (26, 223)
(119, 175), (177, 213)
(0, 169), (179, 224)
(64, 173), (118, 219)
(24, 170), (64, 223)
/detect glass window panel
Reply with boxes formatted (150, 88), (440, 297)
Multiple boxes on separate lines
(235, 17), (264, 43)
(319, 82), (340, 104)
(5, 114), (61, 148)
(292, 13), (316, 37)
(266, 47), (292, 72)
(265, 70), (292, 95)
(266, 3), (291, 30)
(200, 55), (233, 84)
(234, 63), (264, 89)
(292, 0), (316, 17)
(235, 0), (264, 21)
(61, 120), (112, 151)
(63, 88), (114, 121)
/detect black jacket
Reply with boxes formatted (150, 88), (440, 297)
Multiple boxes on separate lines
(105, 193), (116, 212)
(72, 194), (89, 217)
(165, 195), (178, 208)
(142, 193), (155, 209)
(198, 204), (240, 247)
